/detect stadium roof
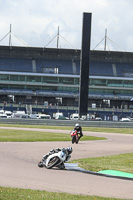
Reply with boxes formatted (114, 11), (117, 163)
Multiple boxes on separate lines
(0, 45), (133, 63)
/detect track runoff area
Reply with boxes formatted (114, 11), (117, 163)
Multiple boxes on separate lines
(65, 163), (133, 180)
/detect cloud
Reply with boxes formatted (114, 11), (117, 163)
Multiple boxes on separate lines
(0, 0), (133, 51)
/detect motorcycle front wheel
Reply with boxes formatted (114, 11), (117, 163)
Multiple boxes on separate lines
(46, 156), (60, 169)
(71, 136), (75, 144)
(38, 161), (44, 168)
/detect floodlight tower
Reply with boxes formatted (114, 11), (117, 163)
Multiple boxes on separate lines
(79, 13), (92, 118)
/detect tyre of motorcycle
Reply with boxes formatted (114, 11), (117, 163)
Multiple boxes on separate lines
(71, 135), (76, 144)
(46, 156), (60, 169)
(76, 134), (79, 143)
(76, 138), (78, 144)
(38, 161), (44, 168)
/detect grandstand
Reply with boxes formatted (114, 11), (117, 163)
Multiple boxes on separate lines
(0, 45), (133, 111)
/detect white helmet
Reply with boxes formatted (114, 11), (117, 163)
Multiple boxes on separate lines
(75, 123), (79, 127)
(66, 146), (73, 154)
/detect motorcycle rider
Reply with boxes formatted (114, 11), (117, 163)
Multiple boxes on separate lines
(38, 146), (73, 169)
(74, 123), (83, 141)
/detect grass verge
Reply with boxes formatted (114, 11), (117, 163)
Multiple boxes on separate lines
(0, 129), (105, 142)
(0, 125), (131, 200)
(0, 124), (133, 134)
(0, 187), (125, 200)
(71, 153), (133, 174)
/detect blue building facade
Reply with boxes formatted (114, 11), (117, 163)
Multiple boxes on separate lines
(0, 46), (133, 111)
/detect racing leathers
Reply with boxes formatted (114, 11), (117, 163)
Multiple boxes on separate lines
(42, 147), (72, 169)
(74, 125), (83, 140)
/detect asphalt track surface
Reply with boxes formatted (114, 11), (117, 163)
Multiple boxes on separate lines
(0, 127), (133, 199)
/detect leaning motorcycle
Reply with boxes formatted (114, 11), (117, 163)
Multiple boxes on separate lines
(70, 130), (79, 144)
(38, 148), (71, 169)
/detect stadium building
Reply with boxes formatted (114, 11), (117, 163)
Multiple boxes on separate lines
(0, 45), (133, 113)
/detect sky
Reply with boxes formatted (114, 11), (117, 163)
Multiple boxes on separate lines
(0, 0), (133, 52)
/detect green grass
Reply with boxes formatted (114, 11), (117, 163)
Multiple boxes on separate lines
(71, 153), (133, 174)
(0, 124), (133, 134)
(0, 129), (105, 142)
(83, 127), (133, 134)
(0, 125), (132, 200)
(0, 187), (126, 200)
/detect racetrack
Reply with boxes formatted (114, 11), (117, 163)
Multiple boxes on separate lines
(0, 127), (133, 199)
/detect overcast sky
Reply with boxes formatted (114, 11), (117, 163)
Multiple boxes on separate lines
(0, 0), (133, 52)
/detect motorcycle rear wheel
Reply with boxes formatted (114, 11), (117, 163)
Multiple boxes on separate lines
(76, 139), (78, 144)
(46, 156), (60, 169)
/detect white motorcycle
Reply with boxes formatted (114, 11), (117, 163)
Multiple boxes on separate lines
(38, 147), (73, 169)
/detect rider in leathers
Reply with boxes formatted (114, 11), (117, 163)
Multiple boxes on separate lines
(74, 123), (83, 140)
(39, 147), (73, 169)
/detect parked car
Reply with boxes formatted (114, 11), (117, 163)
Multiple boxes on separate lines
(38, 114), (51, 119)
(120, 118), (131, 122)
(0, 114), (7, 118)
(95, 117), (102, 121)
(70, 113), (79, 120)
(56, 116), (69, 120)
